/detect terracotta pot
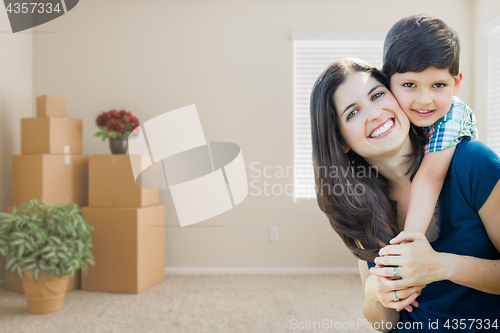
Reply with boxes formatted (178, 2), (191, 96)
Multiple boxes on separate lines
(22, 271), (70, 314)
(109, 138), (128, 154)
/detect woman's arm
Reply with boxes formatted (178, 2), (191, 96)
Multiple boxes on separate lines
(375, 147), (500, 293)
(441, 179), (500, 293)
(375, 179), (500, 296)
(358, 261), (423, 332)
(359, 260), (400, 332)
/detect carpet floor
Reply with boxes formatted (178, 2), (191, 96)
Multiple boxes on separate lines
(0, 274), (376, 333)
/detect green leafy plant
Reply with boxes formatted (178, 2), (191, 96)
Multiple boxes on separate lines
(0, 199), (95, 284)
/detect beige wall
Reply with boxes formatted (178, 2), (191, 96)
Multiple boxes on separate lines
(0, 11), (33, 282)
(24, 0), (478, 272)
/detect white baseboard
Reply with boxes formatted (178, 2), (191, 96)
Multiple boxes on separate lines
(165, 267), (359, 275)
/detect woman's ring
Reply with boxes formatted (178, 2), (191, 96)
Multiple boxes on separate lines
(393, 267), (398, 277)
(393, 291), (399, 302)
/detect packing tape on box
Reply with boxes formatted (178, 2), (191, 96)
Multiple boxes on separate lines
(127, 105), (248, 227)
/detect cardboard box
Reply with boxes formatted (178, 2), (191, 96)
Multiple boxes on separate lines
(4, 269), (81, 293)
(21, 117), (82, 155)
(89, 155), (159, 207)
(36, 95), (66, 117)
(81, 205), (165, 294)
(12, 155), (88, 206)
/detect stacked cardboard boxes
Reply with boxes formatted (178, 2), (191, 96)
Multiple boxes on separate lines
(82, 155), (165, 293)
(5, 95), (87, 293)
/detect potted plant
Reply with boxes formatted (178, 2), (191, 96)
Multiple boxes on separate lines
(94, 109), (140, 154)
(0, 199), (94, 314)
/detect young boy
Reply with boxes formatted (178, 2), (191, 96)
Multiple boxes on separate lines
(382, 14), (478, 239)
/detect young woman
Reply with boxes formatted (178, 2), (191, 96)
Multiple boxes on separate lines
(310, 58), (500, 332)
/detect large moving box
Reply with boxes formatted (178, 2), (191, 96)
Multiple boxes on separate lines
(12, 155), (89, 206)
(3, 207), (81, 293)
(7, 98), (85, 293)
(36, 95), (66, 117)
(88, 155), (159, 207)
(81, 205), (165, 293)
(21, 117), (82, 154)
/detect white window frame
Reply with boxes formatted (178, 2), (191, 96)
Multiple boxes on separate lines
(292, 32), (385, 201)
(484, 17), (500, 156)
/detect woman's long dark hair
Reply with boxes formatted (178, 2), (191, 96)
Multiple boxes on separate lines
(310, 58), (427, 261)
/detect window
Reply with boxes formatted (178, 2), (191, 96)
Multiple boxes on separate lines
(292, 33), (385, 200)
(486, 19), (500, 155)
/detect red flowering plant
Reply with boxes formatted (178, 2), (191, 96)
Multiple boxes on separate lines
(94, 109), (140, 141)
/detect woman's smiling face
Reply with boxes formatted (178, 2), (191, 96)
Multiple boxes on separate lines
(334, 71), (410, 160)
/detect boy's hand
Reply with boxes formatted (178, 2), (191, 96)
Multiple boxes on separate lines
(390, 231), (424, 245)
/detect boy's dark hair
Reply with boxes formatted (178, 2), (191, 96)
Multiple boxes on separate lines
(382, 14), (460, 80)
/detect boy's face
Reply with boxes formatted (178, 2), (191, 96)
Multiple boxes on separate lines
(389, 66), (462, 127)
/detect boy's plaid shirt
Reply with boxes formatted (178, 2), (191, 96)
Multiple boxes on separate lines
(424, 96), (478, 154)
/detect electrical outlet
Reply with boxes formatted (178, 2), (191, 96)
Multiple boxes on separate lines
(270, 227), (278, 242)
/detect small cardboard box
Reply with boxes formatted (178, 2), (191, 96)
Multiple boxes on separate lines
(4, 206), (81, 292)
(81, 205), (165, 294)
(21, 117), (82, 155)
(12, 155), (88, 206)
(36, 95), (66, 117)
(89, 155), (159, 207)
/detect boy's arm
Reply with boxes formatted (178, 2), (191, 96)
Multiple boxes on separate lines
(404, 146), (456, 234)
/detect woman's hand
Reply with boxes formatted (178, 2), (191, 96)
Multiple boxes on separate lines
(371, 232), (446, 289)
(364, 272), (423, 312)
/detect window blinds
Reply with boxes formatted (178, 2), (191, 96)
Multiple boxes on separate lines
(488, 27), (500, 156)
(292, 33), (385, 200)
